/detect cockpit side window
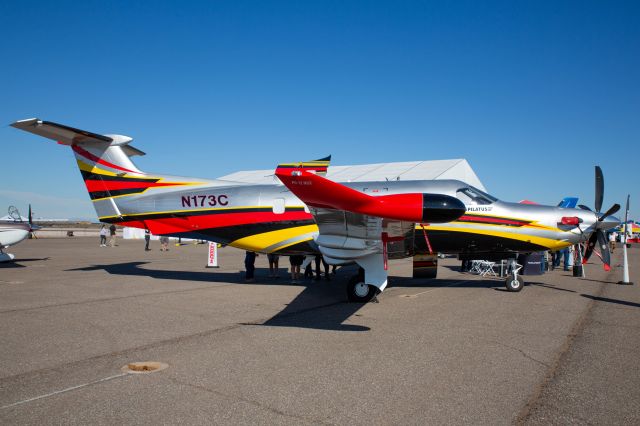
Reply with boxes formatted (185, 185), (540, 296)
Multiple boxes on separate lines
(456, 186), (497, 205)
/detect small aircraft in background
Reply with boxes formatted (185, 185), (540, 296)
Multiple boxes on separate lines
(0, 205), (35, 262)
(11, 118), (621, 301)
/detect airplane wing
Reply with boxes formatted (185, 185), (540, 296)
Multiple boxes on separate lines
(275, 168), (465, 294)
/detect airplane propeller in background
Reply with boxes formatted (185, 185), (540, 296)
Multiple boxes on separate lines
(578, 166), (620, 271)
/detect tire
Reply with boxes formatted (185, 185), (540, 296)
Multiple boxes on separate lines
(505, 275), (524, 292)
(346, 275), (377, 303)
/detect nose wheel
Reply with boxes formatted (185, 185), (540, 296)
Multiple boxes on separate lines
(505, 274), (524, 292)
(504, 259), (524, 292)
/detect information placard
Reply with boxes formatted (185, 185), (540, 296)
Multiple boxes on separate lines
(207, 242), (219, 268)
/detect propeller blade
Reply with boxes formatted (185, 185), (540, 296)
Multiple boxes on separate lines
(596, 230), (611, 271)
(28, 204), (33, 226)
(578, 204), (592, 211)
(582, 232), (598, 264)
(599, 203), (620, 221)
(595, 166), (604, 213)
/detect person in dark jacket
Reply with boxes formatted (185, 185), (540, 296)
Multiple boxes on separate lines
(245, 251), (257, 282)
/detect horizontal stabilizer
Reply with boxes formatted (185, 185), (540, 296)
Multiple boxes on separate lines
(275, 156), (330, 176)
(275, 168), (465, 224)
(11, 118), (145, 156)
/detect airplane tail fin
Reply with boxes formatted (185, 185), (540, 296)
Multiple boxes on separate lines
(11, 118), (155, 219)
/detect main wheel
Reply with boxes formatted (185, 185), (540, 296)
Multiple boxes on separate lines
(505, 275), (524, 292)
(346, 275), (377, 303)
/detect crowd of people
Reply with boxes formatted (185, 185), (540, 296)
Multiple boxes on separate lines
(99, 225), (335, 284)
(244, 251), (334, 284)
(99, 225), (171, 252)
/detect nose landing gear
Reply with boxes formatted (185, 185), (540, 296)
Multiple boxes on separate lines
(504, 258), (524, 292)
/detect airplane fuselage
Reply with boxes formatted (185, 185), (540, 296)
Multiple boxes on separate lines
(0, 222), (31, 248)
(96, 176), (596, 257)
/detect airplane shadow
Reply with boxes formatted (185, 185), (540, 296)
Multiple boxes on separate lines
(388, 276), (502, 289)
(526, 282), (577, 293)
(0, 257), (50, 268)
(578, 278), (619, 285)
(67, 261), (574, 330)
(67, 262), (370, 331)
(581, 294), (640, 308)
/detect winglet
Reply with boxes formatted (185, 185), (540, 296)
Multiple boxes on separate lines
(275, 156), (331, 176)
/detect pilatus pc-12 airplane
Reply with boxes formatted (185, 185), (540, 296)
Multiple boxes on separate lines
(12, 118), (620, 302)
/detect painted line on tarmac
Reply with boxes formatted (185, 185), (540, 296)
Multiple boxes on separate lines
(1, 372), (129, 410)
(397, 279), (469, 298)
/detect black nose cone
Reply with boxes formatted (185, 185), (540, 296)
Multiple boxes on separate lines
(422, 194), (466, 223)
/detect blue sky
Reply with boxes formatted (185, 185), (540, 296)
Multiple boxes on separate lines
(1, 1), (638, 220)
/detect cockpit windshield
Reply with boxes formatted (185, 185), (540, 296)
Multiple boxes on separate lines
(456, 186), (498, 205)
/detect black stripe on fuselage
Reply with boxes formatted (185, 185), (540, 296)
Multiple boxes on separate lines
(416, 229), (548, 254)
(150, 220), (316, 247)
(190, 220), (316, 244)
(80, 170), (160, 183)
(89, 188), (149, 200)
(456, 214), (532, 227)
(100, 207), (308, 222)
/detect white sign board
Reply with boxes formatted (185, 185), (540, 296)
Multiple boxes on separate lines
(207, 242), (219, 268)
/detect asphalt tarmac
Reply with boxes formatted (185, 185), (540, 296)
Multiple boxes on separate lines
(1, 238), (638, 425)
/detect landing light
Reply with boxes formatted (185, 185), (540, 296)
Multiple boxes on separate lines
(560, 216), (581, 226)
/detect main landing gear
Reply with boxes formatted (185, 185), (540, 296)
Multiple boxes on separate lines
(0, 248), (16, 263)
(504, 258), (524, 292)
(346, 268), (379, 303)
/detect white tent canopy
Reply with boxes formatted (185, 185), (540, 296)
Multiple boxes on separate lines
(218, 159), (486, 191)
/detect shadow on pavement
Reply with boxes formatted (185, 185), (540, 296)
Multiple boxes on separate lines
(581, 294), (640, 308)
(67, 261), (370, 331)
(0, 257), (50, 268)
(528, 282), (577, 293)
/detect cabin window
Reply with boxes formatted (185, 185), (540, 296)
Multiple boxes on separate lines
(456, 186), (497, 205)
(273, 198), (286, 214)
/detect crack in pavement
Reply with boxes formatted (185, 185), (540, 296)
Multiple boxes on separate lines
(515, 280), (607, 425)
(487, 340), (550, 369)
(167, 377), (333, 425)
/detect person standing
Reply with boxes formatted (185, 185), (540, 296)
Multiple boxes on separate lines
(160, 236), (170, 251)
(289, 255), (303, 283)
(144, 229), (151, 251)
(99, 224), (108, 247)
(267, 253), (280, 278)
(609, 231), (617, 253)
(315, 254), (330, 281)
(108, 224), (117, 247)
(553, 247), (570, 271)
(244, 251), (257, 282)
